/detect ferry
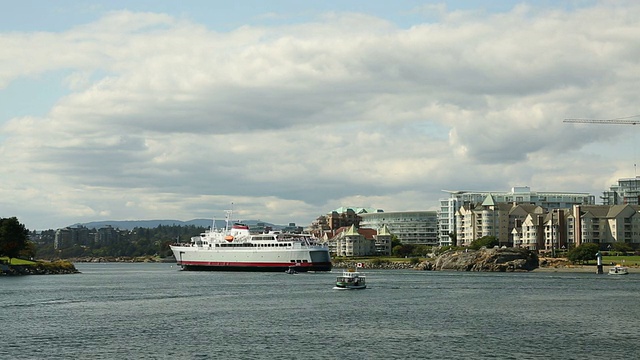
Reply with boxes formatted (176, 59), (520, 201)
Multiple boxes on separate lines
(170, 211), (332, 272)
(334, 268), (366, 290)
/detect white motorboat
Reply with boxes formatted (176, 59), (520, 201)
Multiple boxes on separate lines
(608, 264), (629, 275)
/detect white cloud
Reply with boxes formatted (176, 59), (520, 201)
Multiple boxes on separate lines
(1, 3), (640, 229)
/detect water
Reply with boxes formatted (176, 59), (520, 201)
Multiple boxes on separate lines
(2, 264), (639, 359)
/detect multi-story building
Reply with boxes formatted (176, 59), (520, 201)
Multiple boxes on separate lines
(54, 228), (73, 250)
(439, 186), (595, 246)
(572, 204), (640, 246)
(308, 207), (381, 238)
(456, 198), (546, 248)
(331, 225), (376, 257)
(54, 226), (95, 249)
(602, 176), (640, 205)
(373, 225), (393, 255)
(359, 210), (438, 246)
(96, 225), (120, 245)
(461, 203), (640, 252)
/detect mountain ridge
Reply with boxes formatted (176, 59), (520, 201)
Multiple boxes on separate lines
(69, 219), (281, 231)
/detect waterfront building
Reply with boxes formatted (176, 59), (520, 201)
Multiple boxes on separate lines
(54, 226), (94, 250)
(602, 176), (640, 205)
(359, 210), (438, 246)
(54, 228), (73, 250)
(307, 206), (381, 238)
(330, 225), (376, 257)
(439, 186), (595, 246)
(456, 199), (545, 247)
(374, 225), (393, 256)
(572, 204), (640, 247)
(510, 205), (640, 252)
(457, 198), (579, 253)
(96, 225), (120, 245)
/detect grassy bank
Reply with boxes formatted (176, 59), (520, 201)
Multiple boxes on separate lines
(0, 257), (37, 265)
(1, 257), (79, 275)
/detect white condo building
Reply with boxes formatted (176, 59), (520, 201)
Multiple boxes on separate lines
(602, 176), (640, 205)
(438, 186), (596, 246)
(359, 211), (438, 246)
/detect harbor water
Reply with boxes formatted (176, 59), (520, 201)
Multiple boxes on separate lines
(2, 263), (639, 359)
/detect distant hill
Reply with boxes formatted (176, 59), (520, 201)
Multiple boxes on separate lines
(69, 219), (281, 231)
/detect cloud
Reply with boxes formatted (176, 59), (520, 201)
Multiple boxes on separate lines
(1, 4), (640, 229)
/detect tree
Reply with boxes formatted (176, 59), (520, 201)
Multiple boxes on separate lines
(469, 236), (498, 250)
(412, 245), (431, 257)
(392, 244), (415, 257)
(391, 236), (401, 248)
(567, 243), (599, 264)
(448, 232), (457, 247)
(0, 217), (30, 261)
(612, 242), (633, 254)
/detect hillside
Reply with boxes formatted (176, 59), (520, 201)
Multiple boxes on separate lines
(69, 219), (280, 231)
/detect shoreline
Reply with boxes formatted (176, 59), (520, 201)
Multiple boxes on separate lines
(534, 265), (640, 273)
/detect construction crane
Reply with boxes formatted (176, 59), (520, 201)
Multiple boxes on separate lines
(563, 114), (639, 176)
(563, 114), (639, 125)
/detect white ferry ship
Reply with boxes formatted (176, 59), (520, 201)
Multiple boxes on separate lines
(170, 211), (332, 272)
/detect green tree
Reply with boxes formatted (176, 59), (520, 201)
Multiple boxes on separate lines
(567, 243), (599, 264)
(469, 236), (498, 250)
(391, 235), (401, 248)
(411, 245), (431, 257)
(612, 242), (632, 255)
(0, 217), (30, 261)
(392, 244), (415, 257)
(448, 232), (457, 247)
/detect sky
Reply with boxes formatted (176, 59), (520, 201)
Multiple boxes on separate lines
(2, 0), (639, 230)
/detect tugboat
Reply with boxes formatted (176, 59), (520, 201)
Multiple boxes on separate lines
(334, 268), (366, 290)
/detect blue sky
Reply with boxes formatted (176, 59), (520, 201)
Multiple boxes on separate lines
(1, 0), (638, 230)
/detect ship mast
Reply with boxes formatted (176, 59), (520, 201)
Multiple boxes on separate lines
(224, 209), (233, 232)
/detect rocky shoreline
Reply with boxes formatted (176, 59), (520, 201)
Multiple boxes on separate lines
(69, 256), (175, 263)
(335, 248), (540, 272)
(1, 260), (80, 276)
(7, 249), (632, 275)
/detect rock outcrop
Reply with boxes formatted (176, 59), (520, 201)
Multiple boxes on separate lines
(433, 247), (538, 272)
(1, 260), (80, 276)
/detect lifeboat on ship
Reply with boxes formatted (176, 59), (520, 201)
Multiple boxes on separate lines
(225, 235), (234, 242)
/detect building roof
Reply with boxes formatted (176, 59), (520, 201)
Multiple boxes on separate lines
(481, 194), (496, 206)
(332, 225), (378, 240)
(332, 206), (381, 214)
(377, 224), (391, 236)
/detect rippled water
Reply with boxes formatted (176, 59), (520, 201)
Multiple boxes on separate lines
(2, 263), (639, 359)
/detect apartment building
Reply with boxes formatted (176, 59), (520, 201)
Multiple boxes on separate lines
(307, 206), (381, 238)
(602, 176), (640, 205)
(572, 204), (640, 246)
(331, 225), (376, 257)
(459, 203), (640, 252)
(456, 198), (546, 247)
(439, 186), (595, 246)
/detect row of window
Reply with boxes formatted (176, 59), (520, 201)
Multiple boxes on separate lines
(213, 243), (293, 247)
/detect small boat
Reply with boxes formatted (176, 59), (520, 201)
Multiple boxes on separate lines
(608, 264), (629, 275)
(334, 268), (366, 290)
(285, 266), (298, 275)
